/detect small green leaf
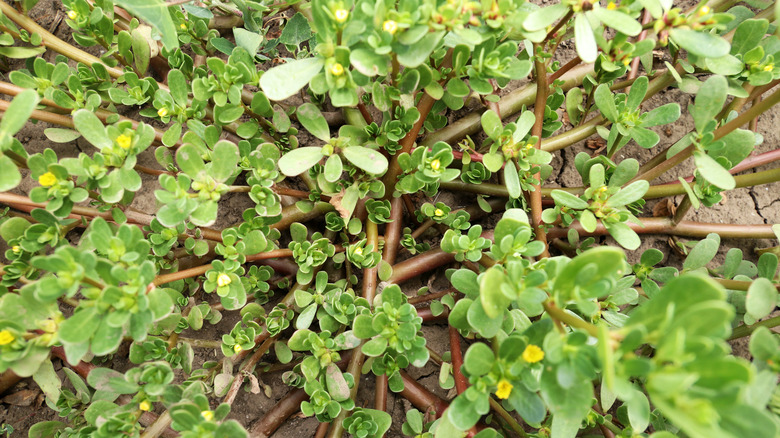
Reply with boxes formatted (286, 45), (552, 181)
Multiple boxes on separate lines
(746, 278), (777, 320)
(59, 307), (100, 345)
(260, 57), (324, 101)
(669, 28), (730, 59)
(0, 89), (38, 139)
(479, 267), (509, 319)
(278, 147), (324, 176)
(342, 146), (388, 175)
(297, 103), (330, 141)
(694, 151), (735, 190)
(523, 3), (569, 32)
(551, 190), (589, 209)
(574, 13), (598, 63)
(234, 28), (263, 57)
(114, 0), (179, 51)
(592, 7), (641, 36)
(0, 155), (21, 192)
(606, 181), (649, 207)
(463, 342), (495, 376)
(605, 222), (640, 250)
(594, 84), (618, 122)
(692, 75), (728, 133)
(73, 110), (111, 150)
(323, 155), (343, 183)
(504, 162), (522, 199)
(481, 110), (503, 139)
(279, 13), (312, 47)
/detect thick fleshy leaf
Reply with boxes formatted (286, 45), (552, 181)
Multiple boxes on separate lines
(73, 110), (111, 150)
(278, 147), (324, 176)
(694, 151), (735, 190)
(574, 13), (598, 63)
(342, 146), (388, 175)
(629, 126), (660, 149)
(692, 75), (727, 133)
(114, 0), (179, 50)
(642, 103), (681, 127)
(260, 57), (324, 101)
(296, 103), (330, 141)
(592, 7), (641, 36)
(504, 161), (522, 199)
(594, 84), (618, 122)
(0, 155), (21, 192)
(669, 28), (730, 58)
(523, 3), (570, 32)
(606, 180), (650, 207)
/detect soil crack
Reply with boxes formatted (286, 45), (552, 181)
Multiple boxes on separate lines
(748, 186), (768, 224)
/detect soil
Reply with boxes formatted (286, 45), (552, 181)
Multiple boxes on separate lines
(1, 0), (779, 437)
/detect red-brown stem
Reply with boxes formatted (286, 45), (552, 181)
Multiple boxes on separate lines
(399, 371), (449, 417)
(271, 202), (334, 230)
(408, 287), (458, 305)
(388, 249), (455, 284)
(545, 10), (573, 41)
(549, 56), (581, 82)
(383, 197), (405, 265)
(546, 218), (777, 240)
(418, 306), (449, 323)
(362, 221), (379, 304)
(357, 102), (374, 124)
(314, 422), (330, 438)
(530, 43), (550, 258)
(449, 325), (468, 394)
(249, 388), (308, 438)
(382, 94), (437, 197)
(627, 10), (652, 94)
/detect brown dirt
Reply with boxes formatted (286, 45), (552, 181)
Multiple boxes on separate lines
(1, 0), (779, 437)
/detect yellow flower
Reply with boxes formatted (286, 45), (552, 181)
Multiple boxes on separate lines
(334, 9), (349, 23)
(157, 107), (168, 118)
(116, 134), (132, 149)
(201, 410), (214, 421)
(698, 5), (710, 16)
(180, 23), (187, 30)
(67, 10), (78, 20)
(606, 1), (616, 10)
(139, 400), (151, 411)
(495, 379), (513, 399)
(11, 246), (20, 254)
(0, 330), (15, 346)
(354, 247), (363, 256)
(217, 273), (232, 287)
(233, 344), (242, 353)
(764, 64), (774, 72)
(522, 344), (544, 363)
(434, 208), (445, 217)
(38, 172), (57, 187)
(430, 159), (441, 171)
(330, 63), (345, 76)
(622, 57), (632, 66)
(383, 20), (398, 34)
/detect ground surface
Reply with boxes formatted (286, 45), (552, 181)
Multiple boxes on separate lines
(1, 0), (779, 436)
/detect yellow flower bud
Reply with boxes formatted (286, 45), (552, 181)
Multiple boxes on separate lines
(180, 23), (187, 30)
(764, 64), (774, 72)
(354, 247), (363, 256)
(383, 20), (398, 34)
(607, 1), (616, 10)
(157, 107), (168, 118)
(434, 208), (445, 217)
(217, 273), (232, 287)
(430, 159), (441, 171)
(116, 134), (132, 149)
(0, 330), (15, 346)
(622, 57), (632, 66)
(330, 63), (345, 76)
(233, 344), (242, 353)
(67, 10), (78, 20)
(334, 9), (349, 23)
(39, 319), (57, 333)
(139, 400), (151, 411)
(522, 344), (544, 363)
(698, 6), (710, 16)
(11, 246), (20, 254)
(38, 172), (57, 187)
(201, 410), (214, 421)
(495, 379), (513, 399)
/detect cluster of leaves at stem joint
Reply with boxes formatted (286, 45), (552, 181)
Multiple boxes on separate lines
(480, 110), (553, 198)
(436, 209), (780, 438)
(543, 157), (649, 250)
(417, 202), (471, 230)
(350, 285), (429, 392)
(29, 360), (247, 437)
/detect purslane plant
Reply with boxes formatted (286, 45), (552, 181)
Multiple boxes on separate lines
(0, 0), (779, 438)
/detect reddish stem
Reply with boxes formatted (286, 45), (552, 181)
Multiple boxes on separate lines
(449, 326), (468, 395)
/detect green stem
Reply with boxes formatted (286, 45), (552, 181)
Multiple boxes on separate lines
(546, 218), (777, 240)
(542, 301), (599, 337)
(728, 315), (780, 340)
(489, 397), (528, 438)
